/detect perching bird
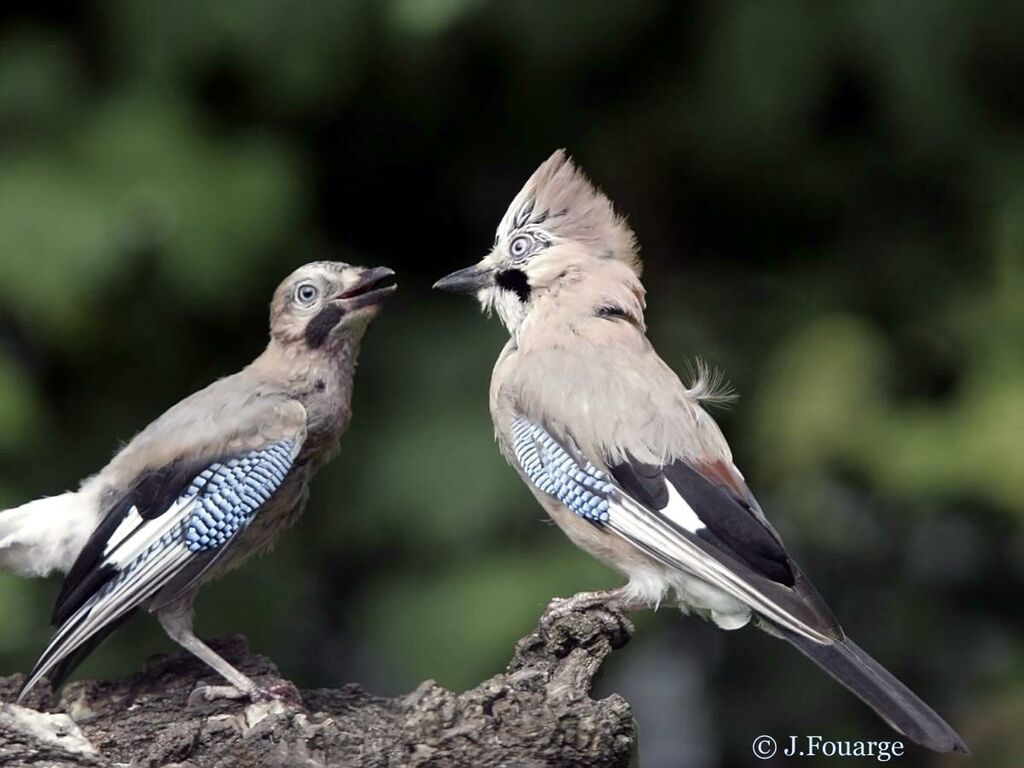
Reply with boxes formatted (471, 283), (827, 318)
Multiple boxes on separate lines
(0, 261), (395, 703)
(434, 150), (968, 754)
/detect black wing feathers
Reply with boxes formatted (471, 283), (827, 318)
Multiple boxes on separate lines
(52, 498), (127, 625)
(149, 547), (226, 612)
(611, 455), (795, 586)
(661, 461), (795, 586)
(609, 460), (668, 509)
(54, 458), (203, 624)
(47, 611), (137, 693)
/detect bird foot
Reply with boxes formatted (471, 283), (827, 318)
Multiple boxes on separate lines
(539, 588), (629, 633)
(187, 681), (302, 707)
(188, 684), (250, 706)
(251, 682), (303, 707)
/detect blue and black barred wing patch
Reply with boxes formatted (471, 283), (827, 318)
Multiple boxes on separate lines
(511, 417), (615, 524)
(509, 415), (839, 644)
(20, 439), (299, 701)
(181, 442), (294, 552)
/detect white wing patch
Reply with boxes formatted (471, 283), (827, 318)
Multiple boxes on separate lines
(605, 494), (830, 643)
(104, 507), (143, 555)
(660, 481), (705, 533)
(103, 495), (199, 569)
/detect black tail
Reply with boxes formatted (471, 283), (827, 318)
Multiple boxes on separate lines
(762, 621), (968, 754)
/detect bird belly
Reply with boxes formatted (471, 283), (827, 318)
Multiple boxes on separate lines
(539, 491), (653, 572)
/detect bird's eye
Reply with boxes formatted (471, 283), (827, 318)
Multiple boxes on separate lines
(295, 283), (319, 305)
(509, 234), (533, 260)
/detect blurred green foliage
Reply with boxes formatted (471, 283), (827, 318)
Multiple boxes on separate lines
(0, 2), (1021, 766)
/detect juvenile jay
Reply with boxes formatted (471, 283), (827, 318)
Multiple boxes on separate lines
(0, 261), (395, 702)
(434, 150), (967, 753)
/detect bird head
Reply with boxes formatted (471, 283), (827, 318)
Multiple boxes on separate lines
(434, 149), (644, 337)
(269, 261), (396, 349)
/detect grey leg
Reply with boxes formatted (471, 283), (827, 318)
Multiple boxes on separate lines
(156, 596), (261, 700)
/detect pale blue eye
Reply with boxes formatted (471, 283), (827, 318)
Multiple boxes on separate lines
(509, 234), (532, 259)
(296, 283), (319, 305)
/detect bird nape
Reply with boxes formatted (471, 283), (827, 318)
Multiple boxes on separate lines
(0, 261), (395, 703)
(433, 148), (968, 755)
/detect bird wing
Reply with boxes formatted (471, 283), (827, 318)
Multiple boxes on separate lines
(19, 433), (304, 700)
(509, 415), (842, 643)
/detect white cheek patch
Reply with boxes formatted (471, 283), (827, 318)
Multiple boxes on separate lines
(478, 286), (498, 316)
(491, 289), (528, 334)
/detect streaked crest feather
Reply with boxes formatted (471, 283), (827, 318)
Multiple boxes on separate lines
(500, 149), (641, 274)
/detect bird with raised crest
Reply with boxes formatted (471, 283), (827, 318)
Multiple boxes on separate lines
(434, 150), (968, 754)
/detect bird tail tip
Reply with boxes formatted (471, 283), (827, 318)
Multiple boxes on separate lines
(763, 620), (968, 754)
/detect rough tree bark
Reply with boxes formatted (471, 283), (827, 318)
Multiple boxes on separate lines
(0, 607), (636, 767)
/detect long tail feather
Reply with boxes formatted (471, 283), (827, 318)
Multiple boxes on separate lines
(761, 619), (968, 754)
(0, 491), (100, 577)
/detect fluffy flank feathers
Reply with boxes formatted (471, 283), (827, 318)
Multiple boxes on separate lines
(0, 491), (101, 577)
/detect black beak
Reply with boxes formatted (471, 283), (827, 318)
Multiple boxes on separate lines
(433, 264), (493, 295)
(336, 266), (397, 309)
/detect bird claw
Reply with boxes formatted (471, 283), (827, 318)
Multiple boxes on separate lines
(187, 681), (302, 707)
(188, 684), (250, 706)
(251, 682), (303, 707)
(539, 590), (623, 632)
(539, 596), (575, 631)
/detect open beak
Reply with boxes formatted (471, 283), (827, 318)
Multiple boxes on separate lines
(336, 266), (397, 310)
(433, 264), (494, 295)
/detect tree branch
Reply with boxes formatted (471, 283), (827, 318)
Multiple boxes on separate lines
(0, 607), (636, 767)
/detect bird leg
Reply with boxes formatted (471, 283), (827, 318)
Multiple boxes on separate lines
(156, 598), (283, 704)
(540, 586), (644, 631)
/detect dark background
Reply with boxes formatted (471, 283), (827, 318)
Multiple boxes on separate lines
(0, 2), (1020, 766)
